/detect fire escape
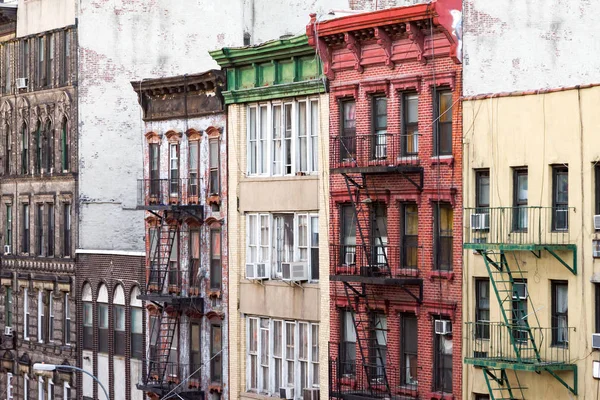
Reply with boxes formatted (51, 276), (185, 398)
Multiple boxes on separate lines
(464, 206), (578, 399)
(329, 132), (423, 400)
(136, 178), (204, 399)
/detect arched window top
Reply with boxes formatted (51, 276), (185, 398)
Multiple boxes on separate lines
(145, 131), (161, 144)
(130, 286), (142, 308)
(113, 284), (125, 305)
(185, 128), (202, 141)
(97, 283), (108, 303)
(165, 130), (182, 143)
(81, 283), (92, 302)
(205, 126), (221, 138)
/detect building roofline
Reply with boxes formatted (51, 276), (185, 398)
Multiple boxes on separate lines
(462, 83), (600, 101)
(131, 69), (225, 96)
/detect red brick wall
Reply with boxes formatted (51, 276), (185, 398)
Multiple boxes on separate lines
(324, 30), (463, 399)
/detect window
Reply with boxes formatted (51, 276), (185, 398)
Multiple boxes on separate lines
(168, 323), (178, 366)
(340, 310), (356, 376)
(512, 279), (528, 342)
(340, 100), (356, 162)
(310, 216), (319, 280)
(63, 382), (71, 400)
(371, 203), (388, 267)
(371, 96), (387, 159)
(247, 317), (319, 395)
(249, 99), (318, 176)
(210, 228), (222, 289)
(211, 324), (222, 383)
(596, 284), (600, 333)
(596, 164), (600, 218)
(63, 204), (70, 257)
(433, 318), (452, 393)
(98, 302), (109, 353)
(45, 120), (53, 172)
(188, 140), (199, 197)
(5, 286), (12, 328)
(38, 376), (43, 400)
(475, 394), (490, 400)
(402, 204), (418, 269)
(23, 288), (29, 340)
(434, 90), (453, 156)
(35, 122), (41, 174)
(475, 170), (490, 212)
(5, 44), (11, 94)
(169, 143), (179, 195)
(402, 93), (418, 155)
(190, 321), (201, 379)
(6, 204), (12, 248)
(21, 124), (28, 175)
(47, 34), (54, 87)
(48, 291), (54, 342)
(114, 305), (126, 355)
(434, 203), (453, 270)
(340, 205), (356, 266)
(4, 122), (10, 174)
(6, 372), (13, 400)
(513, 168), (528, 231)
(247, 213), (270, 276)
(37, 290), (45, 343)
(149, 143), (159, 196)
(272, 214), (292, 278)
(369, 313), (387, 379)
(36, 204), (43, 256)
(23, 374), (29, 400)
(189, 229), (200, 292)
(47, 378), (54, 400)
(21, 39), (29, 84)
(61, 118), (68, 171)
(209, 138), (220, 195)
(130, 289), (143, 360)
(168, 230), (179, 290)
(475, 279), (490, 339)
(38, 36), (46, 87)
(60, 31), (70, 85)
(400, 314), (418, 386)
(47, 204), (54, 256)
(551, 281), (568, 346)
(22, 203), (29, 253)
(552, 166), (569, 231)
(63, 293), (70, 345)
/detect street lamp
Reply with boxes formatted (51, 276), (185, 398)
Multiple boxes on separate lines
(33, 363), (109, 400)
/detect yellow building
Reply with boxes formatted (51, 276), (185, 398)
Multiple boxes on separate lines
(462, 86), (600, 399)
(211, 36), (330, 400)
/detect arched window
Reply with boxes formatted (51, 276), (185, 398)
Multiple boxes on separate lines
(35, 121), (41, 174)
(97, 284), (108, 353)
(81, 283), (92, 350)
(45, 119), (53, 172)
(21, 124), (28, 175)
(130, 287), (143, 360)
(113, 285), (125, 356)
(61, 118), (68, 172)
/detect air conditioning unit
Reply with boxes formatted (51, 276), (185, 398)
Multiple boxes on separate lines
(16, 77), (27, 89)
(513, 282), (528, 300)
(593, 241), (600, 258)
(4, 326), (13, 336)
(279, 387), (294, 399)
(303, 388), (320, 400)
(434, 320), (452, 335)
(3, 245), (11, 255)
(344, 251), (355, 266)
(593, 333), (600, 349)
(282, 261), (309, 282)
(594, 215), (600, 230)
(246, 262), (270, 280)
(470, 213), (490, 230)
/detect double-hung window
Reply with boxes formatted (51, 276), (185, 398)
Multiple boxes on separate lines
(402, 93), (419, 155)
(189, 139), (200, 197)
(23, 288), (29, 340)
(552, 166), (569, 231)
(369, 313), (387, 379)
(209, 138), (220, 195)
(401, 314), (418, 386)
(434, 203), (453, 271)
(272, 214), (293, 278)
(47, 204), (54, 256)
(513, 169), (528, 231)
(62, 203), (70, 257)
(247, 214), (271, 278)
(4, 123), (10, 175)
(5, 286), (12, 328)
(169, 143), (179, 195)
(22, 203), (29, 253)
(63, 293), (70, 345)
(149, 143), (160, 197)
(248, 99), (319, 176)
(340, 205), (357, 267)
(340, 100), (356, 162)
(131, 305), (143, 359)
(475, 279), (490, 339)
(21, 124), (29, 175)
(210, 228), (222, 289)
(551, 281), (568, 346)
(433, 318), (452, 393)
(36, 204), (43, 256)
(6, 204), (12, 249)
(37, 290), (45, 343)
(475, 170), (490, 213)
(402, 204), (418, 269)
(98, 301), (109, 353)
(340, 310), (356, 376)
(48, 291), (54, 342)
(82, 299), (93, 350)
(114, 304), (126, 355)
(371, 96), (387, 159)
(433, 90), (453, 156)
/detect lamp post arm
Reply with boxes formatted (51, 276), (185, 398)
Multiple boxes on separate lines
(56, 365), (109, 400)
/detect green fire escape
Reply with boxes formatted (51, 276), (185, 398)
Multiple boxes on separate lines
(464, 206), (578, 399)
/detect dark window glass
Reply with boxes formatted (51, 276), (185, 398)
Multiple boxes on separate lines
(21, 124), (28, 175)
(372, 96), (387, 159)
(513, 169), (528, 231)
(149, 143), (159, 196)
(47, 204), (54, 256)
(5, 286), (12, 327)
(434, 203), (453, 271)
(370, 203), (388, 268)
(595, 284), (600, 333)
(6, 204), (12, 248)
(400, 314), (417, 386)
(512, 279), (528, 342)
(188, 141), (199, 197)
(190, 321), (201, 381)
(551, 281), (568, 346)
(22, 203), (29, 253)
(402, 93), (418, 155)
(339, 100), (356, 161)
(209, 139), (220, 195)
(402, 204), (418, 269)
(82, 302), (93, 350)
(4, 123), (10, 175)
(340, 205), (356, 266)
(552, 166), (569, 231)
(369, 313), (387, 380)
(210, 228), (222, 289)
(113, 305), (126, 355)
(475, 279), (490, 339)
(189, 229), (200, 293)
(340, 310), (356, 376)
(98, 303), (109, 353)
(36, 204), (43, 256)
(434, 90), (453, 156)
(131, 307), (143, 359)
(476, 170), (490, 210)
(211, 325), (222, 383)
(61, 119), (68, 171)
(63, 204), (71, 257)
(433, 318), (452, 393)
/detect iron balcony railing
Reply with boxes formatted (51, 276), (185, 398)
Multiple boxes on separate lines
(329, 358), (418, 399)
(137, 178), (202, 207)
(464, 206), (576, 247)
(331, 134), (419, 170)
(464, 322), (574, 367)
(140, 360), (203, 393)
(145, 262), (203, 298)
(330, 244), (419, 279)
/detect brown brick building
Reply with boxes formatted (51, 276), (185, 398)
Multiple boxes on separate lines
(307, 1), (464, 398)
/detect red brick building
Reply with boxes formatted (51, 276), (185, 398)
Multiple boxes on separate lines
(307, 2), (463, 398)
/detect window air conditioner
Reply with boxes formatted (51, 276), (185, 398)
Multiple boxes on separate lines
(594, 215), (600, 230)
(4, 326), (13, 336)
(470, 213), (490, 230)
(593, 240), (600, 258)
(512, 282), (528, 300)
(16, 78), (27, 89)
(344, 251), (355, 266)
(3, 245), (10, 255)
(303, 388), (320, 400)
(282, 262), (309, 282)
(246, 262), (270, 280)
(245, 263), (256, 280)
(279, 387), (294, 400)
(434, 320), (452, 335)
(593, 333), (600, 349)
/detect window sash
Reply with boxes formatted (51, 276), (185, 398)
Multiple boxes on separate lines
(402, 93), (419, 155)
(434, 204), (453, 271)
(64, 293), (70, 345)
(6, 204), (11, 248)
(23, 288), (29, 339)
(210, 228), (222, 289)
(552, 167), (569, 231)
(209, 139), (220, 195)
(552, 281), (569, 345)
(434, 90), (453, 156)
(475, 279), (490, 339)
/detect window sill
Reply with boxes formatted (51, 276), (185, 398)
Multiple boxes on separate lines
(243, 278), (319, 288)
(429, 391), (454, 400)
(428, 270), (454, 281)
(244, 174), (318, 182)
(430, 155), (454, 166)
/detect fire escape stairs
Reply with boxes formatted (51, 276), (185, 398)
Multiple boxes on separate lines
(483, 368), (527, 400)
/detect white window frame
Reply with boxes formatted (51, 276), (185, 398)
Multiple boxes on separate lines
(23, 373), (29, 400)
(64, 293), (70, 345)
(246, 317), (320, 398)
(23, 288), (29, 340)
(37, 290), (44, 343)
(63, 381), (70, 400)
(7, 372), (13, 400)
(38, 376), (43, 400)
(47, 378), (54, 400)
(48, 293), (54, 342)
(247, 98), (319, 177)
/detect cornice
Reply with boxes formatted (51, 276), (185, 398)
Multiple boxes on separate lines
(223, 79), (326, 105)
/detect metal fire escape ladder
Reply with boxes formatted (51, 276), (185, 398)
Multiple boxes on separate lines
(147, 221), (177, 296)
(147, 310), (180, 384)
(483, 368), (527, 400)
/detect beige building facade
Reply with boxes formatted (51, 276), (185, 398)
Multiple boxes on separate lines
(462, 86), (600, 398)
